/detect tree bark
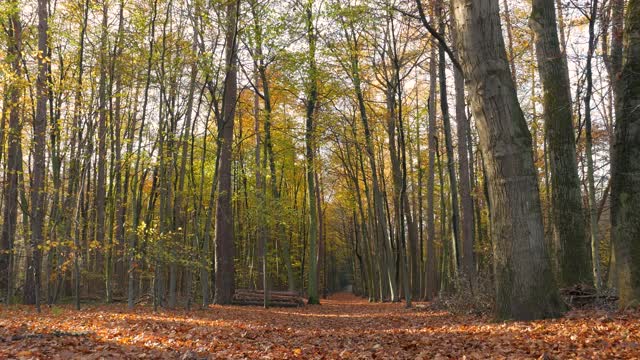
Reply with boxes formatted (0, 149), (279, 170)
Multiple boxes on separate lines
(612, 0), (640, 307)
(451, 0), (563, 320)
(449, 11), (475, 282)
(1, 6), (22, 302)
(530, 0), (592, 287)
(304, 0), (320, 305)
(213, 0), (238, 305)
(96, 0), (110, 303)
(425, 44), (438, 300)
(25, 0), (50, 313)
(436, 0), (461, 276)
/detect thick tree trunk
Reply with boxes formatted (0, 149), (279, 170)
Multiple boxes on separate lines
(605, 0), (624, 290)
(612, 0), (640, 307)
(451, 0), (563, 320)
(530, 0), (592, 287)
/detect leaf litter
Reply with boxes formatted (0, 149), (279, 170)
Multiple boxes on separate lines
(0, 292), (638, 359)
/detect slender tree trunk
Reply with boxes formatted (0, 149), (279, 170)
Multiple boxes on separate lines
(129, 0), (158, 309)
(178, 37), (198, 309)
(254, 70), (268, 306)
(305, 0), (320, 305)
(415, 82), (425, 299)
(436, 0), (461, 275)
(1, 7), (22, 302)
(25, 0), (50, 312)
(449, 13), (475, 282)
(96, 0), (110, 303)
(584, 0), (600, 289)
(425, 45), (438, 300)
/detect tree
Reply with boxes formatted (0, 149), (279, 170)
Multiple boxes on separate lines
(530, 0), (592, 287)
(436, 0), (461, 279)
(213, 0), (239, 305)
(96, 0), (110, 302)
(450, 10), (475, 284)
(304, 0), (320, 305)
(612, 0), (640, 308)
(25, 0), (50, 312)
(1, 2), (22, 303)
(450, 0), (563, 320)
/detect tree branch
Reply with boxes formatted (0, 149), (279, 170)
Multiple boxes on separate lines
(396, 1), (463, 74)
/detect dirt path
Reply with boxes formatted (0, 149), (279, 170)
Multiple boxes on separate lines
(0, 292), (638, 359)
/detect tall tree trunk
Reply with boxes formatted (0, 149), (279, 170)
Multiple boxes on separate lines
(605, 0), (624, 290)
(25, 0), (50, 312)
(425, 44), (438, 300)
(96, 0), (110, 303)
(213, 0), (238, 305)
(583, 0), (600, 289)
(612, 0), (640, 307)
(530, 0), (593, 287)
(415, 80), (425, 299)
(451, 0), (563, 320)
(128, 0), (158, 309)
(111, 0), (126, 299)
(436, 0), (461, 276)
(254, 70), (268, 306)
(305, 0), (320, 305)
(449, 12), (475, 282)
(178, 37), (198, 309)
(1, 6), (22, 302)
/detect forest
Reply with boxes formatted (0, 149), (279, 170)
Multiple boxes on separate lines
(0, 0), (639, 358)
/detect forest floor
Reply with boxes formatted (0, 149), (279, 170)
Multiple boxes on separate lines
(0, 292), (639, 359)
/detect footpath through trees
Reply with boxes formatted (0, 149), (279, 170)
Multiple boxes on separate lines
(1, 292), (638, 358)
